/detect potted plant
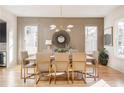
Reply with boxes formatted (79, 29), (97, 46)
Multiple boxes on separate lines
(99, 48), (109, 66)
(55, 48), (68, 53)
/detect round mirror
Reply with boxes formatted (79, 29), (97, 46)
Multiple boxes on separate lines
(52, 30), (70, 48)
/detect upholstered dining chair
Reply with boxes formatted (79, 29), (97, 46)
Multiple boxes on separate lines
(86, 51), (99, 81)
(36, 52), (53, 84)
(71, 52), (87, 84)
(21, 51), (36, 83)
(54, 53), (71, 84)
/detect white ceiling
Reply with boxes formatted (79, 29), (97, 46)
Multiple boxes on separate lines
(1, 5), (120, 17)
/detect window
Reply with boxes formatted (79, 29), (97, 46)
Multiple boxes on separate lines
(24, 26), (38, 55)
(117, 22), (124, 56)
(85, 26), (97, 54)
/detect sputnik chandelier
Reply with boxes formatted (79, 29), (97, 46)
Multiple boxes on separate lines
(49, 6), (74, 32)
(49, 24), (74, 32)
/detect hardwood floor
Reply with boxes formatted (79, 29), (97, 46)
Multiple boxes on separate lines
(0, 65), (124, 87)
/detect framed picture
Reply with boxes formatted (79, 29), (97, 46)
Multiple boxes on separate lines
(104, 26), (113, 46)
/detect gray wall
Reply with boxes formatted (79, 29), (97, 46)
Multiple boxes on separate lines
(17, 17), (104, 62)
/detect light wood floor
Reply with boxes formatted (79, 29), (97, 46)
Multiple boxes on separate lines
(0, 65), (124, 87)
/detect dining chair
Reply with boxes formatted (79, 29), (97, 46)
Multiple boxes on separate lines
(71, 52), (87, 84)
(54, 53), (71, 84)
(86, 51), (99, 81)
(21, 51), (36, 83)
(36, 52), (53, 84)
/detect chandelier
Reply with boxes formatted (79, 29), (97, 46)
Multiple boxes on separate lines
(49, 6), (74, 32)
(49, 24), (74, 32)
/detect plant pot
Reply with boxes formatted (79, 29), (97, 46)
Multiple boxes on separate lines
(100, 59), (108, 66)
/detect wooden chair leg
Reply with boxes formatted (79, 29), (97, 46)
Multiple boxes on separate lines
(67, 71), (70, 84)
(96, 66), (99, 78)
(97, 68), (99, 78)
(94, 66), (98, 81)
(26, 68), (28, 75)
(49, 74), (51, 84)
(72, 71), (74, 84)
(54, 71), (56, 84)
(84, 67), (87, 84)
(21, 65), (23, 79)
(34, 68), (38, 84)
(36, 74), (41, 84)
(93, 67), (96, 81)
(24, 67), (26, 83)
(49, 68), (52, 84)
(83, 72), (87, 84)
(35, 73), (37, 84)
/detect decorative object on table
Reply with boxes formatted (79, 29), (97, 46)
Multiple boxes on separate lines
(55, 48), (69, 53)
(45, 40), (52, 49)
(98, 48), (109, 66)
(104, 26), (113, 46)
(52, 30), (70, 48)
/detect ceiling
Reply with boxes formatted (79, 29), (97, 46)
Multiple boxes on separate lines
(1, 5), (120, 17)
